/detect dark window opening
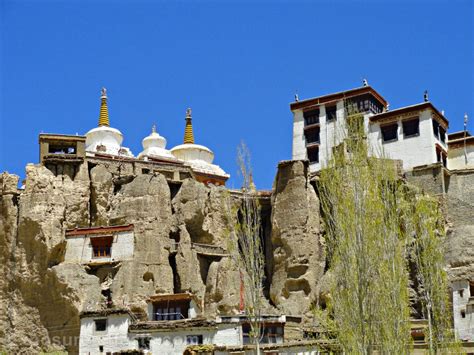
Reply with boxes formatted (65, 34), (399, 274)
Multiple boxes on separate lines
(403, 118), (420, 138)
(305, 127), (320, 144)
(142, 168), (150, 174)
(412, 333), (425, 343)
(459, 289), (464, 298)
(432, 119), (439, 137)
(381, 123), (398, 142)
(138, 337), (151, 350)
(99, 345), (104, 352)
(470, 282), (474, 297)
(307, 146), (319, 163)
(439, 126), (446, 143)
(461, 310), (466, 319)
(95, 319), (107, 332)
(186, 335), (203, 345)
(326, 106), (337, 122)
(303, 109), (320, 126)
(91, 236), (113, 258)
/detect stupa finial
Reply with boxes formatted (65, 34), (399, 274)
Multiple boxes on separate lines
(98, 87), (110, 127)
(184, 108), (194, 144)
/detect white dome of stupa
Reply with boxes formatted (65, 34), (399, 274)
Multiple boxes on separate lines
(138, 125), (176, 161)
(170, 108), (229, 180)
(85, 88), (133, 157)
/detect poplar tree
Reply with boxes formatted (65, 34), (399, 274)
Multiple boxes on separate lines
(226, 142), (265, 355)
(317, 107), (459, 354)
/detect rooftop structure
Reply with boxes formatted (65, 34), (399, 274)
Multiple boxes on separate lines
(290, 82), (471, 173)
(38, 88), (230, 186)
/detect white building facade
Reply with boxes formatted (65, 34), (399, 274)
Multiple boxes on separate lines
(291, 86), (454, 173)
(64, 225), (135, 264)
(451, 280), (474, 341)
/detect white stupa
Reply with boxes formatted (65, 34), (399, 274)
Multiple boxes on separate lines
(137, 124), (176, 161)
(170, 108), (229, 184)
(85, 88), (133, 157)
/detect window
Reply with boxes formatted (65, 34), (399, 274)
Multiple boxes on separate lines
(186, 335), (203, 345)
(307, 146), (319, 163)
(99, 345), (104, 352)
(461, 310), (466, 319)
(305, 126), (320, 144)
(303, 109), (320, 126)
(402, 118), (419, 138)
(91, 236), (113, 258)
(470, 282), (474, 297)
(153, 300), (189, 320)
(459, 289), (464, 298)
(326, 106), (337, 122)
(94, 319), (107, 332)
(381, 123), (398, 142)
(138, 337), (151, 350)
(432, 119), (439, 137)
(142, 168), (150, 174)
(439, 126), (446, 143)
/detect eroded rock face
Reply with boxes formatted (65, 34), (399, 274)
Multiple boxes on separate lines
(444, 173), (474, 281)
(0, 158), (327, 353)
(270, 160), (324, 316)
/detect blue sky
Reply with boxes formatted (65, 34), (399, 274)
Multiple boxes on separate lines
(1, 0), (472, 189)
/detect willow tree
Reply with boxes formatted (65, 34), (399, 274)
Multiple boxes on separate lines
(318, 109), (412, 354)
(225, 142), (265, 355)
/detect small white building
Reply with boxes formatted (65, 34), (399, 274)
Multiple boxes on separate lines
(447, 131), (474, 170)
(451, 280), (474, 341)
(64, 224), (134, 264)
(78, 297), (289, 355)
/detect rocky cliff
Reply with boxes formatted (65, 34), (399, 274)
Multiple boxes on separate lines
(0, 159), (322, 354)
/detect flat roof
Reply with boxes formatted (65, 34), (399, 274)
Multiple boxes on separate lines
(80, 308), (132, 318)
(129, 317), (215, 331)
(448, 135), (474, 148)
(448, 130), (471, 140)
(66, 224), (134, 237)
(290, 86), (387, 111)
(39, 133), (86, 141)
(370, 102), (449, 128)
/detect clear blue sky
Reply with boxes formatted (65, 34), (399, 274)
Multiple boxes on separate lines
(1, 0), (472, 189)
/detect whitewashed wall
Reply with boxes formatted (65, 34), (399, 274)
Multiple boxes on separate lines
(79, 315), (132, 355)
(64, 231), (134, 264)
(451, 280), (474, 341)
(292, 109), (306, 161)
(448, 145), (474, 170)
(368, 109), (444, 171)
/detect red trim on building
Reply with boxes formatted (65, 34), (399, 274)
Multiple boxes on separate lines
(66, 224), (134, 236)
(290, 86), (387, 111)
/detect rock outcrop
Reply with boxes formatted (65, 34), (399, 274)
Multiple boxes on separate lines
(270, 160), (324, 316)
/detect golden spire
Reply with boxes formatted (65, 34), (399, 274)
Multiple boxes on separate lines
(98, 87), (110, 127)
(183, 108), (194, 144)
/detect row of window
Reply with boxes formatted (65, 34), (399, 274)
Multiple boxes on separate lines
(380, 118), (420, 142)
(303, 106), (337, 126)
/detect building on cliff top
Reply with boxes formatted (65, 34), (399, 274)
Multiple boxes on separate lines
(39, 87), (229, 186)
(291, 81), (473, 174)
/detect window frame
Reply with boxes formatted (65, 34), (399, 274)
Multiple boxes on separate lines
(402, 117), (420, 138)
(325, 105), (337, 122)
(186, 334), (203, 345)
(90, 235), (113, 258)
(94, 319), (107, 333)
(381, 122), (399, 143)
(307, 146), (319, 164)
